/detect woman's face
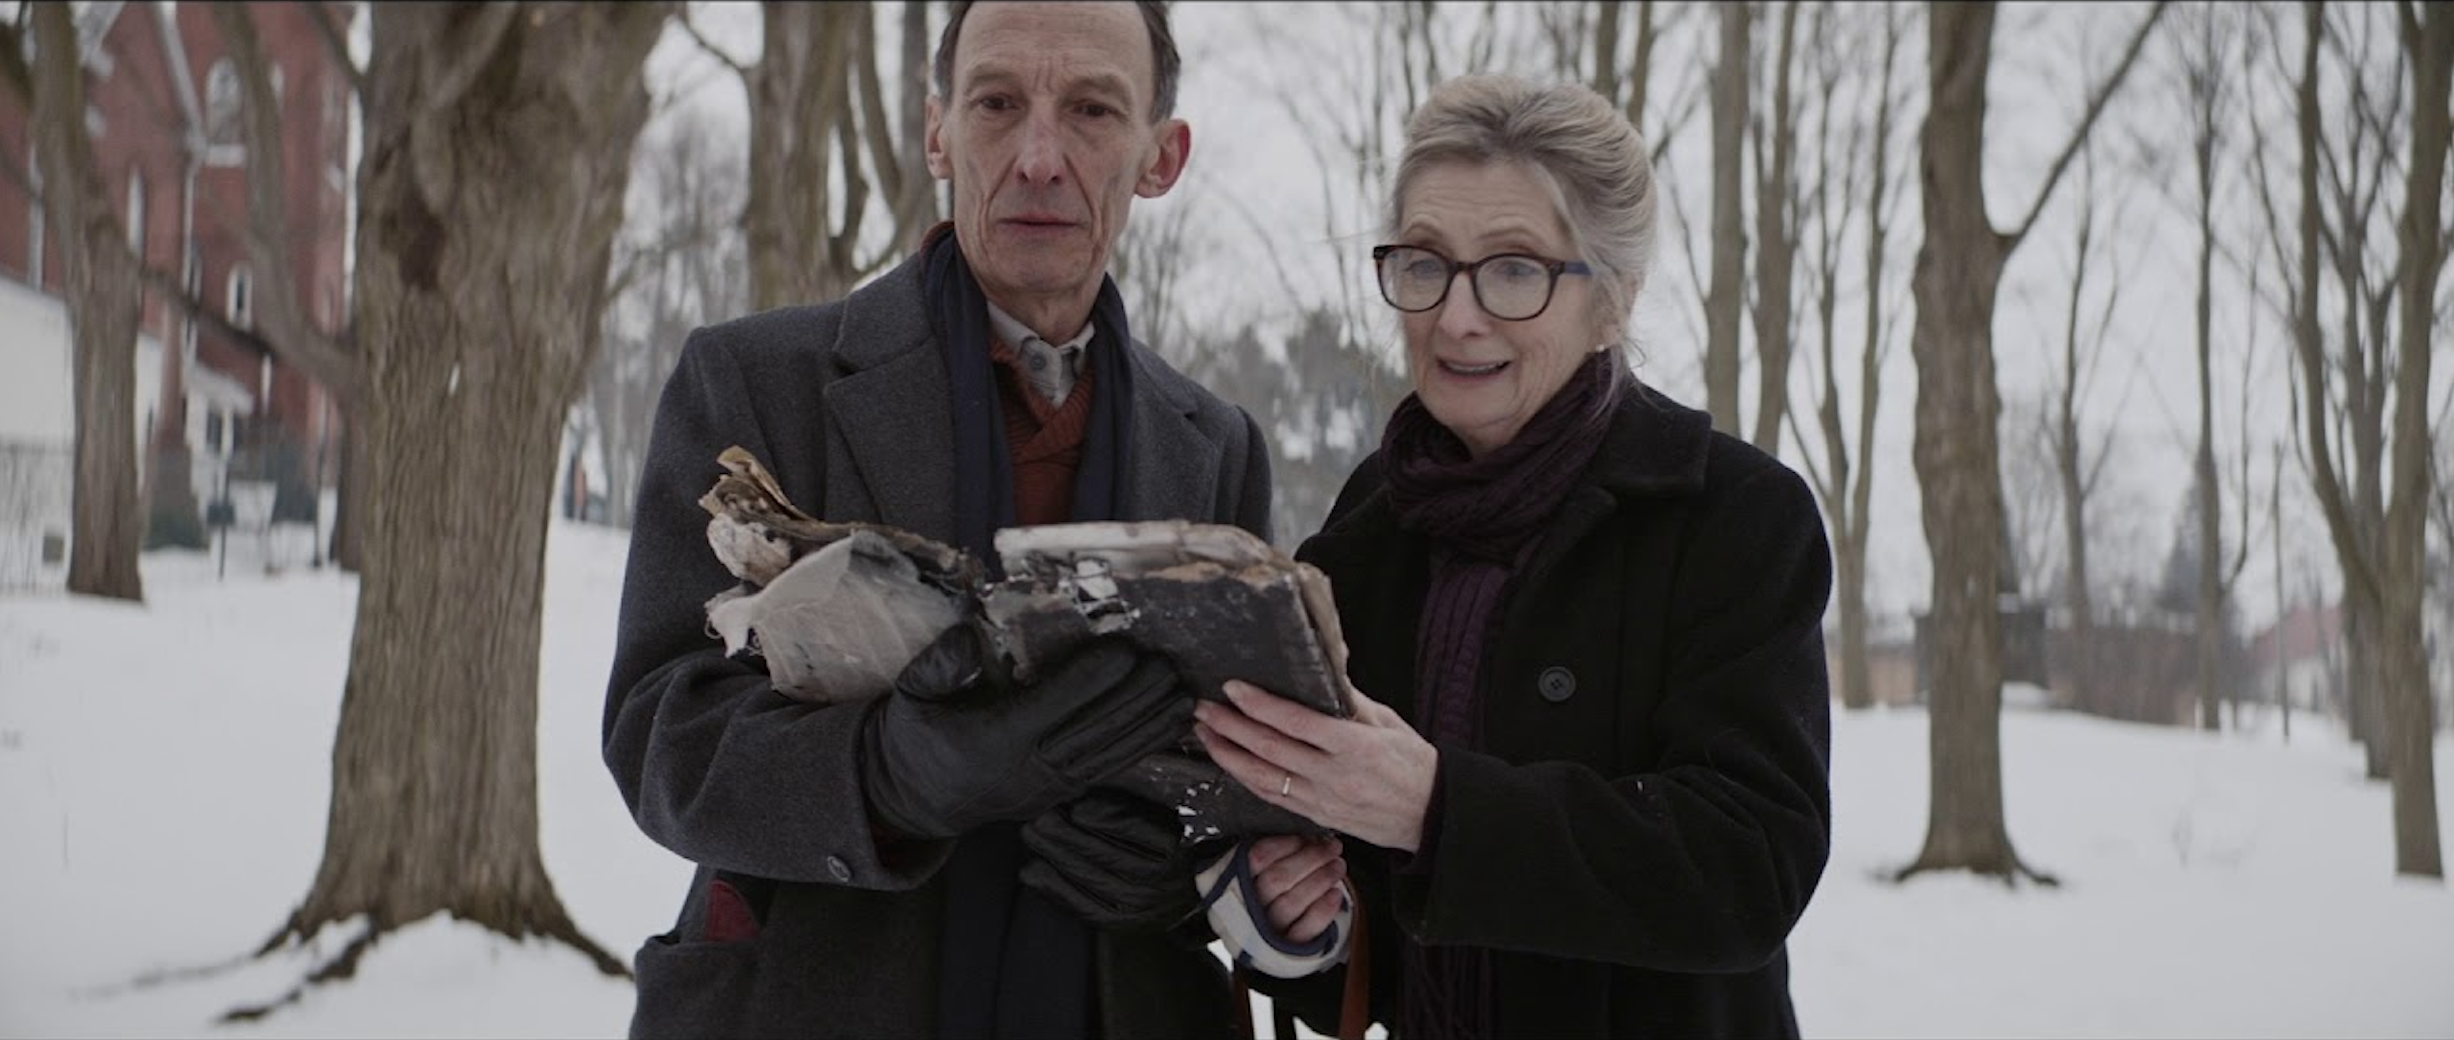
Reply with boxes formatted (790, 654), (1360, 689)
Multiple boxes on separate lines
(1392, 161), (1611, 458)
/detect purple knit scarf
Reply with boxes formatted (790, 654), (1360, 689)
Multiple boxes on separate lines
(1383, 353), (1614, 1039)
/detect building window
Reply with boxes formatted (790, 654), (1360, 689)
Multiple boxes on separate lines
(206, 59), (241, 145)
(124, 168), (146, 254)
(227, 264), (253, 330)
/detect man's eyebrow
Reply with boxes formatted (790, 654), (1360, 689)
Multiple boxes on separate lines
(1066, 70), (1135, 101)
(961, 63), (1138, 106)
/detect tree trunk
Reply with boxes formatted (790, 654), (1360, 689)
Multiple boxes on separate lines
(745, 2), (858, 312)
(1629, 0), (1658, 129)
(2188, 7), (2225, 731)
(255, 2), (668, 1000)
(895, 0), (936, 253)
(1704, 2), (1750, 435)
(2054, 199), (2095, 708)
(1900, 0), (2162, 882)
(31, 3), (145, 602)
(1749, 0), (1801, 453)
(2381, 0), (2447, 878)
(1902, 1), (2024, 881)
(1839, 5), (1903, 712)
(1591, 0), (1623, 103)
(328, 422), (362, 571)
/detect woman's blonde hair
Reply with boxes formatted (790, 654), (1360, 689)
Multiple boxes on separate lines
(1387, 74), (1658, 379)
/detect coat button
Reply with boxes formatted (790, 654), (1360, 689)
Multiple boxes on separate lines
(1537, 666), (1575, 703)
(826, 855), (852, 882)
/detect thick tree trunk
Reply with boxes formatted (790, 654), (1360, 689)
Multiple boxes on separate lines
(327, 422), (363, 571)
(1704, 2), (1750, 435)
(257, 2), (667, 998)
(2345, 593), (2388, 777)
(31, 3), (144, 602)
(2381, 0), (2447, 878)
(1902, 1), (2026, 881)
(1900, 0), (2161, 882)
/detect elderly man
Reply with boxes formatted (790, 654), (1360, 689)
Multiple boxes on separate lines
(603, 2), (1342, 1036)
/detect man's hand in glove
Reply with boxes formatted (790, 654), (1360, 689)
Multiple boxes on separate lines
(861, 625), (1193, 840)
(1022, 788), (1215, 931)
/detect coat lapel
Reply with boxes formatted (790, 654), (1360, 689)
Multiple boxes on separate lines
(1119, 345), (1221, 521)
(821, 255), (959, 540)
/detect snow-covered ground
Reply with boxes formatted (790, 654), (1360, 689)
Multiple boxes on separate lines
(2, 521), (2448, 1038)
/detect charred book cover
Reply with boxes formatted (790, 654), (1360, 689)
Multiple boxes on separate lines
(698, 446), (1350, 842)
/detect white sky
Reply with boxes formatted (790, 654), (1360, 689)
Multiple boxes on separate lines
(0, 525), (2448, 1036)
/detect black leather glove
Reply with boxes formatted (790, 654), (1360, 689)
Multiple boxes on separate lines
(861, 625), (1194, 840)
(1022, 787), (1217, 931)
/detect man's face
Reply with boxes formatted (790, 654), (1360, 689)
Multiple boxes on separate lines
(926, 1), (1190, 333)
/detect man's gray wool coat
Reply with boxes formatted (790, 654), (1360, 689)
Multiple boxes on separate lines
(602, 248), (1273, 1038)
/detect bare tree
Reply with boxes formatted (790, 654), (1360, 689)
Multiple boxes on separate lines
(2375, 0), (2446, 876)
(0, 4), (146, 601)
(1749, 0), (1803, 453)
(591, 114), (749, 530)
(682, 1), (928, 313)
(2041, 133), (2135, 712)
(1900, 0), (2165, 884)
(1704, 1), (1751, 434)
(2251, 2), (2446, 877)
(2170, 1), (2243, 731)
(240, 3), (672, 1013)
(1791, 1), (1910, 712)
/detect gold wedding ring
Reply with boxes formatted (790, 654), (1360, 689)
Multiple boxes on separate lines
(1280, 773), (1293, 797)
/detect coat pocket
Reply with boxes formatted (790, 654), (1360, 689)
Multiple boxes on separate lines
(628, 929), (761, 1040)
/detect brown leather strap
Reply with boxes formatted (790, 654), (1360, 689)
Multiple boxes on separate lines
(1337, 897), (1372, 1039)
(1230, 965), (1255, 1040)
(1229, 896), (1375, 1040)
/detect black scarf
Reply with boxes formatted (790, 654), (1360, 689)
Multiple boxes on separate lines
(926, 227), (1137, 579)
(1382, 352), (1614, 1040)
(922, 227), (1138, 1039)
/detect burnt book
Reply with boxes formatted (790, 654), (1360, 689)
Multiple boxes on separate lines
(698, 446), (1350, 843)
(980, 521), (1353, 842)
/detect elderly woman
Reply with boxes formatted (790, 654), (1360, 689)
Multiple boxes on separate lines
(1194, 74), (1834, 1038)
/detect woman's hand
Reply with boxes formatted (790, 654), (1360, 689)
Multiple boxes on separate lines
(1195, 679), (1440, 853)
(1245, 833), (1348, 942)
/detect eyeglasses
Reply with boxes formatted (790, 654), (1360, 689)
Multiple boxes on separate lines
(1372, 245), (1592, 321)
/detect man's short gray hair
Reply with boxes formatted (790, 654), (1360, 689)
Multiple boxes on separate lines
(931, 1), (1182, 121)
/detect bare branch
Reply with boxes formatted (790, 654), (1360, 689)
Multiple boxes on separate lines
(212, 3), (358, 401)
(677, 2), (753, 79)
(2008, 1), (2173, 248)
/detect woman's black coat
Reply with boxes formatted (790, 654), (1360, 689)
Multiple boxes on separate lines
(1274, 384), (1834, 1038)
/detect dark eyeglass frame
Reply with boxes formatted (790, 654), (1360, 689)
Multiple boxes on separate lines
(1371, 244), (1593, 321)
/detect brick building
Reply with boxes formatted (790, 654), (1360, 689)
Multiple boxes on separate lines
(0, 1), (352, 581)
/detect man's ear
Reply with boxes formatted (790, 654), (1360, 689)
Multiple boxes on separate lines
(1136, 118), (1192, 199)
(925, 95), (952, 180)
